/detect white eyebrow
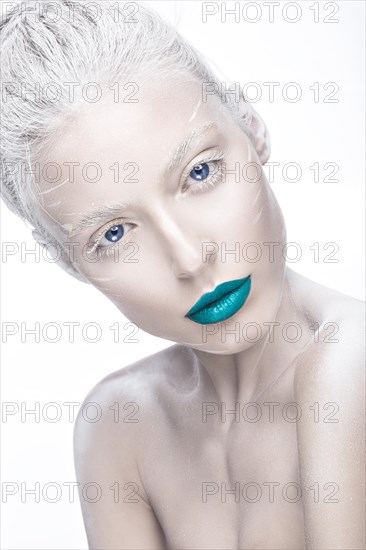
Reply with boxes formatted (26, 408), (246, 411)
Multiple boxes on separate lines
(162, 120), (217, 175)
(68, 201), (131, 238)
(69, 121), (218, 238)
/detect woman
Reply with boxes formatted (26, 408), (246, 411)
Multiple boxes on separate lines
(1, 1), (364, 548)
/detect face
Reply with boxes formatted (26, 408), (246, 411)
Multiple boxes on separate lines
(35, 76), (286, 353)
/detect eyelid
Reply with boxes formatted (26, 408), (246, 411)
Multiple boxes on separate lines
(181, 147), (225, 182)
(92, 217), (128, 242)
(86, 217), (131, 255)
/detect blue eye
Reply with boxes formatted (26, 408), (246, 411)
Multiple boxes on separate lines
(89, 221), (134, 258)
(189, 163), (210, 181)
(103, 224), (124, 243)
(183, 153), (225, 194)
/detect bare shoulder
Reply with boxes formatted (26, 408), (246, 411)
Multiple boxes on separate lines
(73, 343), (193, 438)
(292, 288), (365, 482)
(294, 290), (364, 384)
(287, 267), (365, 394)
(291, 291), (365, 548)
(72, 343), (183, 507)
(72, 342), (195, 512)
(293, 289), (365, 403)
(72, 347), (176, 547)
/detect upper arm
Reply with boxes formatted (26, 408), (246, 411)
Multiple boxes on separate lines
(73, 376), (167, 550)
(294, 313), (365, 549)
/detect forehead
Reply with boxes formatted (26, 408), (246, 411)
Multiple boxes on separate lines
(46, 77), (228, 162)
(35, 77), (234, 239)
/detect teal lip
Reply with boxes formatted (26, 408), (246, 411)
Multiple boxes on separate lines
(185, 275), (251, 325)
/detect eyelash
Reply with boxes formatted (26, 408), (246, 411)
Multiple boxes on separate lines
(181, 148), (225, 194)
(88, 149), (226, 259)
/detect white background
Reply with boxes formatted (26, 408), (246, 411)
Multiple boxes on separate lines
(1, 0), (365, 548)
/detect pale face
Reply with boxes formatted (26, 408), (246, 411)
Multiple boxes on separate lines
(36, 76), (286, 353)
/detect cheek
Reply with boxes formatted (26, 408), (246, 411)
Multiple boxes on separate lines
(211, 172), (284, 250)
(83, 265), (169, 327)
(215, 171), (287, 283)
(109, 290), (186, 342)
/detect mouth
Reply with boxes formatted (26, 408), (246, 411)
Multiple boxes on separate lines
(184, 275), (252, 325)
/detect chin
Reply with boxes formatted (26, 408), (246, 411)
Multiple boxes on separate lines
(177, 317), (272, 354)
(188, 339), (260, 355)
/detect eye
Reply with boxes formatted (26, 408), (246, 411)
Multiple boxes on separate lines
(182, 149), (225, 194)
(87, 220), (134, 259)
(99, 224), (125, 247)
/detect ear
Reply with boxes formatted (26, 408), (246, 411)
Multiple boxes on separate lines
(32, 230), (90, 284)
(239, 99), (271, 165)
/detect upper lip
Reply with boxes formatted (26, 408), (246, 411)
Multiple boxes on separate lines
(185, 275), (251, 317)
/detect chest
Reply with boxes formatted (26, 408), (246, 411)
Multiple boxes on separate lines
(143, 416), (306, 549)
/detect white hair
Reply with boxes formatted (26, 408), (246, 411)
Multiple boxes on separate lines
(0, 0), (255, 249)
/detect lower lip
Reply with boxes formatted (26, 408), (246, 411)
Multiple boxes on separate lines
(185, 277), (252, 325)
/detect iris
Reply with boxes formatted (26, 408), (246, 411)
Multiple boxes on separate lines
(190, 163), (210, 181)
(105, 224), (124, 242)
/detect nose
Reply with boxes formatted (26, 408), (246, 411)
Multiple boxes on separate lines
(150, 208), (215, 279)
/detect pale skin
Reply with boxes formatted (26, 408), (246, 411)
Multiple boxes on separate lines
(33, 76), (365, 549)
